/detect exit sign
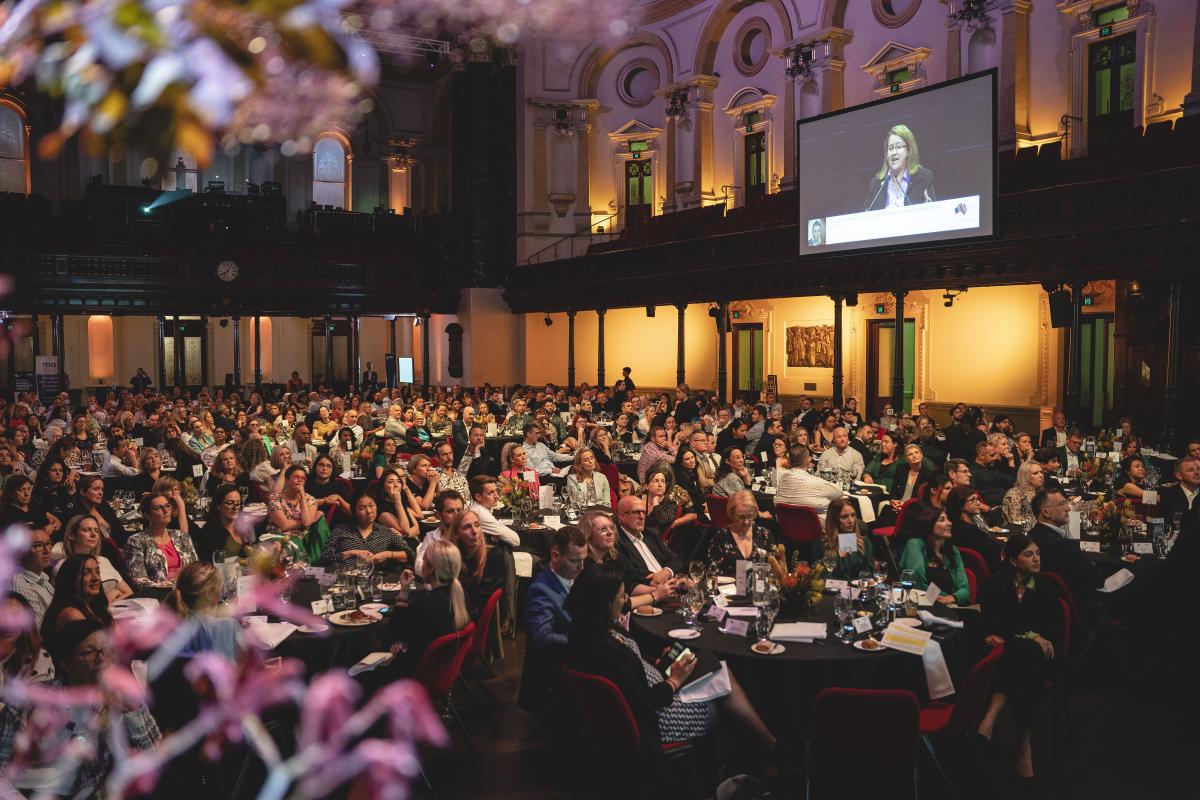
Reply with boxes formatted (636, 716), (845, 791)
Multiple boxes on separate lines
(890, 83), (900, 94)
(631, 152), (640, 159)
(1083, 296), (1094, 306)
(731, 310), (742, 319)
(1099, 25), (1113, 37)
(875, 304), (886, 314)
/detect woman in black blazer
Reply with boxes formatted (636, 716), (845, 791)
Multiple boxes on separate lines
(563, 563), (778, 756)
(889, 444), (935, 505)
(977, 533), (1063, 782)
(387, 539), (470, 677)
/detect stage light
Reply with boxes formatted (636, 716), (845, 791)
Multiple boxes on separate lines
(544, 315), (553, 327)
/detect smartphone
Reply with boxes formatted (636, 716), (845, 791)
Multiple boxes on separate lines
(656, 643), (693, 677)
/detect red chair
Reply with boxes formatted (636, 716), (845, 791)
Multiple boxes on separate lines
(964, 568), (978, 605)
(414, 622), (477, 752)
(598, 462), (621, 509)
(558, 665), (697, 794)
(806, 688), (920, 799)
(958, 546), (991, 581)
(874, 498), (916, 538)
(1049, 597), (1074, 763)
(776, 502), (824, 545)
(919, 645), (1006, 799)
(704, 494), (731, 529)
(460, 589), (503, 711)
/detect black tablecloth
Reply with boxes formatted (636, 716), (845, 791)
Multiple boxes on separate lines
(630, 593), (964, 738)
(276, 618), (385, 675)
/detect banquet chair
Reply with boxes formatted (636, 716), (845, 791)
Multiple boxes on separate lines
(459, 588), (504, 725)
(598, 462), (621, 508)
(557, 664), (698, 798)
(918, 644), (1005, 800)
(414, 622), (477, 752)
(1049, 597), (1074, 765)
(873, 498), (917, 539)
(776, 503), (823, 546)
(704, 495), (732, 529)
(957, 546), (991, 581)
(806, 688), (920, 799)
(1040, 570), (1124, 678)
(964, 568), (978, 605)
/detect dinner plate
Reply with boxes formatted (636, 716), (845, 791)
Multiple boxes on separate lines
(750, 640), (784, 655)
(329, 610), (382, 627)
(377, 582), (404, 592)
(892, 617), (923, 628)
(853, 639), (885, 652)
(668, 629), (701, 640)
(525, 522), (546, 530)
(717, 576), (736, 586)
(298, 622), (331, 634)
(359, 603), (388, 615)
(632, 606), (663, 617)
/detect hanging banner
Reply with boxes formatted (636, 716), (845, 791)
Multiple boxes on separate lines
(35, 355), (59, 406)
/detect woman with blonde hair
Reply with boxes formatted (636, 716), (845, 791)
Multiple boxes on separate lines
(161, 561), (243, 662)
(566, 447), (611, 508)
(1002, 460), (1045, 527)
(387, 539), (469, 676)
(865, 123), (936, 210)
(53, 514), (134, 602)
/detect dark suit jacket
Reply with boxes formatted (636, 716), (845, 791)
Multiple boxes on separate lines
(518, 568), (572, 714)
(1056, 446), (1084, 472)
(973, 462), (1014, 508)
(1040, 427), (1065, 448)
(451, 420), (470, 457)
(1028, 522), (1103, 609)
(889, 463), (936, 501)
(864, 166), (935, 211)
(951, 518), (1004, 574)
(1158, 483), (1198, 520)
(945, 422), (984, 462)
(615, 523), (682, 587)
(388, 584), (457, 677)
(464, 449), (499, 481)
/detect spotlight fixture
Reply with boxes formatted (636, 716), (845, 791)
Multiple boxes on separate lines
(844, 291), (858, 307)
(218, 318), (229, 328)
(942, 288), (968, 308)
(544, 315), (553, 327)
(646, 306), (656, 318)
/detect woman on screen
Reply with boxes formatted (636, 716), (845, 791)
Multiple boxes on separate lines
(864, 124), (936, 211)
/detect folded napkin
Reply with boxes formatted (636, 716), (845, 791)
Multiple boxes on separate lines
(770, 622), (827, 642)
(1099, 568), (1134, 593)
(348, 651), (395, 676)
(724, 606), (759, 618)
(880, 623), (955, 700)
(678, 661), (732, 704)
(111, 598), (160, 619)
(917, 610), (965, 629)
(246, 622), (298, 650)
(513, 551), (534, 579)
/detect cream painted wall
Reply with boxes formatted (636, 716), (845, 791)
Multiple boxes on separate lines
(113, 317), (158, 388)
(461, 288), (524, 386)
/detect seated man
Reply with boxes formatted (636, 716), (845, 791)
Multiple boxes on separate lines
(776, 445), (842, 523)
(815, 426), (865, 480)
(613, 495), (681, 589)
(101, 437), (140, 478)
(11, 527), (54, 628)
(466, 474), (520, 547)
(971, 440), (1013, 509)
(520, 423), (572, 479)
(518, 526), (588, 714)
(1028, 487), (1103, 609)
(1159, 456), (1200, 521)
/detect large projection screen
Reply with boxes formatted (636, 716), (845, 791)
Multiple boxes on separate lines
(797, 70), (996, 256)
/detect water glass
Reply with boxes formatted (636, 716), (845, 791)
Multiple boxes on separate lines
(370, 573), (385, 603)
(834, 592), (854, 643)
(755, 607), (772, 641)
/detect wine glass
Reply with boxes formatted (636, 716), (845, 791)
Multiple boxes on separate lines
(872, 559), (888, 584)
(688, 560), (705, 583)
(686, 590), (705, 629)
(822, 552), (838, 578)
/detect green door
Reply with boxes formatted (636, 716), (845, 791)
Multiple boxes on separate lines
(734, 324), (764, 398)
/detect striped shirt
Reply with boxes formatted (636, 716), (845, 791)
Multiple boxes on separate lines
(321, 522), (415, 567)
(11, 567), (53, 628)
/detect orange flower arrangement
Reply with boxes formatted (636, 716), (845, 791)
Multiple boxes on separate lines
(766, 544), (826, 614)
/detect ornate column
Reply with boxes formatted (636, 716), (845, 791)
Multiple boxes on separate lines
(664, 76), (720, 209)
(389, 317), (397, 356)
(1000, 1), (1032, 149)
(1064, 281), (1085, 425)
(596, 309), (606, 388)
(892, 290), (907, 414)
(253, 316), (262, 391)
(1185, 0), (1200, 117)
(831, 294), (844, 407)
(154, 315), (165, 390)
(715, 302), (729, 403)
(173, 316), (185, 389)
(779, 72), (797, 191)
(676, 304), (687, 387)
(1163, 275), (1184, 450)
(420, 313), (431, 392)
(323, 315), (334, 388)
(567, 310), (577, 392)
(232, 316), (241, 388)
(775, 28), (852, 123)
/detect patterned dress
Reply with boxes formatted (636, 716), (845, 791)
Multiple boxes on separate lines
(609, 629), (710, 743)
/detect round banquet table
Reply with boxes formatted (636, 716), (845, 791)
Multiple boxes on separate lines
(629, 594), (965, 739)
(275, 615), (387, 675)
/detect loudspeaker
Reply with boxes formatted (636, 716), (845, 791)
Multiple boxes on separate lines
(1049, 289), (1073, 328)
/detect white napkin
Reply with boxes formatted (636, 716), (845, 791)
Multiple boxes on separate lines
(917, 610), (965, 629)
(725, 606), (759, 618)
(678, 661), (733, 703)
(514, 551), (534, 579)
(246, 622), (298, 650)
(923, 640), (956, 700)
(539, 485), (557, 509)
(854, 494), (876, 523)
(770, 622), (827, 642)
(111, 598), (159, 619)
(348, 651), (395, 676)
(1099, 568), (1134, 593)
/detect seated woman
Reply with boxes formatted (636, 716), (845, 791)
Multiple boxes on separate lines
(32, 458), (76, 526)
(1002, 460), (1045, 528)
(267, 464), (323, 543)
(707, 491), (773, 575)
(977, 533), (1062, 782)
(898, 507), (970, 605)
(671, 446), (707, 523)
(862, 431), (901, 488)
(0, 594), (53, 688)
(563, 562), (778, 755)
(239, 438), (273, 497)
(63, 475), (130, 567)
(564, 448), (607, 508)
(445, 509), (506, 619)
(183, 416), (215, 458)
(499, 443), (542, 495)
(373, 468), (420, 539)
(124, 492), (199, 590)
(640, 464), (697, 543)
(812, 497), (874, 580)
(0, 475), (60, 537)
(162, 562), (244, 663)
(329, 427), (358, 475)
(404, 453), (441, 512)
(311, 405), (339, 448)
(371, 437), (399, 479)
(204, 445), (250, 497)
(712, 447), (753, 497)
(612, 413), (638, 445)
(196, 483), (254, 563)
(889, 444), (935, 512)
(52, 515), (133, 603)
(386, 539), (471, 677)
(811, 412), (839, 453)
(1119, 435), (1142, 463)
(580, 510), (673, 610)
(322, 495), (414, 568)
(763, 435), (790, 485)
(945, 485), (1004, 573)
(1114, 455), (1148, 500)
(305, 453), (353, 524)
(40, 554), (112, 642)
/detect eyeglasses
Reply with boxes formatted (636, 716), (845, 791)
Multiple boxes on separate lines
(733, 513), (758, 521)
(887, 143), (908, 152)
(74, 646), (111, 661)
(149, 504), (172, 512)
(30, 542), (51, 551)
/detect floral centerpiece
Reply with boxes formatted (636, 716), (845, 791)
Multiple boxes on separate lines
(497, 473), (536, 524)
(1088, 495), (1142, 554)
(767, 545), (826, 617)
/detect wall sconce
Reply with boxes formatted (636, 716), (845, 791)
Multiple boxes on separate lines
(553, 107), (573, 136)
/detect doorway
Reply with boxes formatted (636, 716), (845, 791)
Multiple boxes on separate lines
(163, 316), (207, 390)
(1079, 313), (1115, 428)
(1088, 32), (1136, 151)
(866, 318), (915, 416)
(732, 323), (764, 401)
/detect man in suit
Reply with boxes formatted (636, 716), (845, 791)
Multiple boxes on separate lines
(450, 406), (474, 459)
(689, 429), (717, 492)
(361, 362), (379, 393)
(1028, 486), (1103, 609)
(1158, 456), (1200, 522)
(1056, 428), (1086, 477)
(1040, 409), (1068, 449)
(457, 425), (498, 480)
(518, 526), (588, 714)
(614, 495), (682, 590)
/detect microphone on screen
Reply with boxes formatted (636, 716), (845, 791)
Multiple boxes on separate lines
(865, 177), (887, 212)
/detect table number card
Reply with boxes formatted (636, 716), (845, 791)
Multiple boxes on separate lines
(735, 560), (749, 596)
(1079, 541), (1101, 552)
(237, 575), (257, 612)
(1067, 510), (1081, 540)
(853, 616), (875, 634)
(1142, 489), (1159, 506)
(310, 598), (334, 615)
(133, 437), (144, 447)
(722, 618), (750, 637)
(486, 422), (498, 436)
(1132, 542), (1155, 555)
(837, 533), (858, 554)
(192, 463), (204, 478)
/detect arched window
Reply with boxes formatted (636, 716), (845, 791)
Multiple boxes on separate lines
(0, 102), (29, 195)
(313, 135), (349, 209)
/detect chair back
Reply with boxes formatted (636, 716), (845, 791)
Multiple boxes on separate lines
(598, 463), (621, 509)
(810, 688), (919, 778)
(1040, 571), (1081, 627)
(958, 546), (990, 580)
(964, 567), (978, 604)
(414, 622), (475, 699)
(467, 588), (504, 662)
(704, 495), (731, 529)
(892, 498), (917, 534)
(946, 644), (1005, 733)
(775, 503), (824, 545)
(558, 664), (642, 753)
(1058, 597), (1072, 662)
